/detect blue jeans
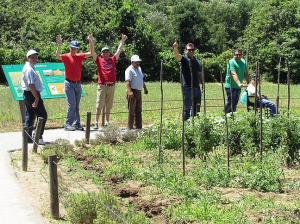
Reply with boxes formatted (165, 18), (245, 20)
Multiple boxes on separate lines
(183, 87), (201, 121)
(259, 99), (278, 116)
(65, 80), (82, 126)
(224, 88), (241, 114)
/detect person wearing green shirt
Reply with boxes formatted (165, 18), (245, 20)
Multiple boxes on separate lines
(224, 49), (250, 114)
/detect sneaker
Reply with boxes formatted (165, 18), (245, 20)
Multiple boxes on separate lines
(94, 122), (98, 130)
(75, 124), (85, 131)
(65, 124), (75, 131)
(104, 121), (109, 127)
(38, 138), (50, 145)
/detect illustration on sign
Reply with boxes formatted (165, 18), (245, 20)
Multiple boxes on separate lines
(2, 63), (84, 101)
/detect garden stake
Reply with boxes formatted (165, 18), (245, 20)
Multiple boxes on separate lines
(202, 60), (206, 113)
(258, 64), (263, 163)
(254, 62), (259, 113)
(246, 43), (249, 65)
(85, 112), (91, 144)
(159, 60), (164, 164)
(22, 125), (28, 172)
(33, 117), (43, 153)
(220, 68), (230, 168)
(286, 58), (291, 119)
(276, 57), (281, 114)
(179, 62), (186, 176)
(229, 61), (234, 120)
(188, 59), (195, 127)
(49, 155), (59, 219)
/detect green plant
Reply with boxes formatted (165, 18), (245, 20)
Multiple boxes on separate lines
(40, 138), (73, 163)
(283, 116), (300, 167)
(64, 193), (98, 224)
(93, 125), (121, 144)
(121, 130), (139, 142)
(185, 115), (220, 159)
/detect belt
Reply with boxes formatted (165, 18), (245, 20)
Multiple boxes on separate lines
(100, 83), (115, 86)
(66, 78), (81, 83)
(131, 89), (141, 92)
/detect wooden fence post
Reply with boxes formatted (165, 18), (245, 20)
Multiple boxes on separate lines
(85, 112), (91, 144)
(48, 155), (59, 219)
(33, 117), (44, 153)
(22, 125), (28, 172)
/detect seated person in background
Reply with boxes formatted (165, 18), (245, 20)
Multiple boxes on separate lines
(247, 74), (278, 116)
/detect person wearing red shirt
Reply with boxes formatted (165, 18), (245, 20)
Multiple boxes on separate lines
(56, 34), (94, 131)
(93, 34), (127, 129)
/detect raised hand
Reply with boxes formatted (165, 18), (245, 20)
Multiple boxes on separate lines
(173, 39), (178, 49)
(87, 34), (94, 43)
(56, 34), (62, 46)
(122, 34), (128, 42)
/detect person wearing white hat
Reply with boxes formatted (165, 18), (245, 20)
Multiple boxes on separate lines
(93, 34), (128, 129)
(21, 49), (48, 145)
(125, 55), (148, 130)
(56, 34), (94, 131)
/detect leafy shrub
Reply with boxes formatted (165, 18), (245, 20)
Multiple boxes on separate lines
(283, 116), (300, 167)
(40, 138), (73, 163)
(121, 130), (139, 142)
(185, 115), (220, 159)
(226, 115), (247, 156)
(74, 138), (88, 148)
(237, 163), (283, 192)
(263, 115), (285, 151)
(65, 190), (150, 224)
(93, 125), (121, 145)
(241, 112), (260, 154)
(64, 193), (98, 224)
(140, 126), (159, 149)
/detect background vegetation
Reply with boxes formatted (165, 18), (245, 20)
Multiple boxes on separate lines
(1, 0), (300, 83)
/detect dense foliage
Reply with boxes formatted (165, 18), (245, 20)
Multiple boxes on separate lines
(1, 0), (300, 83)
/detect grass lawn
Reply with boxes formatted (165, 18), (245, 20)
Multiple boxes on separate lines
(0, 81), (299, 132)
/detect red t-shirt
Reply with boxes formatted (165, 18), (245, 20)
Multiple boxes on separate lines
(61, 53), (86, 81)
(95, 55), (116, 83)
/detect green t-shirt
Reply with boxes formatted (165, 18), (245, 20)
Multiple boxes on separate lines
(224, 58), (248, 89)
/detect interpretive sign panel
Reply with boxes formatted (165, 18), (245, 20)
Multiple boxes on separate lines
(2, 63), (84, 101)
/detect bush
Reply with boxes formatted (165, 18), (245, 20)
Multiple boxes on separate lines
(40, 138), (73, 163)
(64, 193), (98, 224)
(93, 125), (121, 144)
(185, 115), (221, 159)
(121, 130), (139, 142)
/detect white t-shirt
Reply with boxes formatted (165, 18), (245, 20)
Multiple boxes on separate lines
(247, 83), (258, 103)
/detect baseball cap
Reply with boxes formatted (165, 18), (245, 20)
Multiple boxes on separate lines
(69, 41), (80, 49)
(101, 47), (110, 52)
(26, 49), (38, 58)
(131, 55), (142, 62)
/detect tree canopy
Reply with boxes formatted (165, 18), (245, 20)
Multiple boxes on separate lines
(1, 0), (300, 83)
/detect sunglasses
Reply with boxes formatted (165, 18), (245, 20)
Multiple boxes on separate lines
(186, 49), (195, 52)
(235, 54), (242, 56)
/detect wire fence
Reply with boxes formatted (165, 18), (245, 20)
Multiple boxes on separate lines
(42, 96), (300, 125)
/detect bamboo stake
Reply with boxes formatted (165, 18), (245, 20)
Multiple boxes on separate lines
(202, 60), (206, 114)
(158, 60), (164, 164)
(220, 68), (230, 168)
(286, 58), (291, 118)
(276, 57), (281, 114)
(257, 63), (263, 163)
(179, 62), (185, 176)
